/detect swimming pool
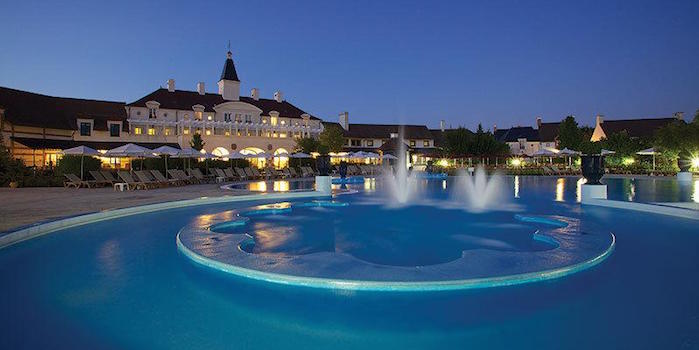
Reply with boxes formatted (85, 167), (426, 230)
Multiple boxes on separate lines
(1, 176), (697, 349)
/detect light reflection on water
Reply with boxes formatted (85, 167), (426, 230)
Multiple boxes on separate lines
(694, 180), (699, 203)
(555, 178), (565, 202)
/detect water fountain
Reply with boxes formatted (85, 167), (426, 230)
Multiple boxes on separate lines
(382, 133), (422, 205)
(450, 166), (513, 212)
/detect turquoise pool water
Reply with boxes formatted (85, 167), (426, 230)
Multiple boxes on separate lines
(0, 176), (697, 349)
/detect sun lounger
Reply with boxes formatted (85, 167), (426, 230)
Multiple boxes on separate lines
(100, 170), (119, 183)
(117, 171), (147, 190)
(89, 171), (112, 186)
(244, 167), (256, 179)
(251, 167), (263, 179)
(188, 168), (212, 183)
(135, 170), (165, 188)
(150, 170), (181, 186)
(289, 168), (299, 177)
(176, 169), (198, 184)
(223, 168), (237, 180)
(63, 173), (94, 188)
(235, 167), (248, 180)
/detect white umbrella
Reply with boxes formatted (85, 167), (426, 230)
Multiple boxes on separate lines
(558, 148), (580, 167)
(227, 151), (246, 159)
(381, 154), (398, 160)
(290, 152), (312, 158)
(242, 152), (271, 159)
(152, 145), (181, 176)
(105, 143), (155, 171)
(60, 145), (101, 180)
(532, 148), (559, 164)
(601, 149), (616, 156)
(637, 147), (658, 171)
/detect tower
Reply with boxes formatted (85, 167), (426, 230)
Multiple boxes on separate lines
(218, 51), (240, 101)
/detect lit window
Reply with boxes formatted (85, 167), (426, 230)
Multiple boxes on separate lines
(79, 122), (91, 136)
(410, 140), (416, 147)
(207, 115), (213, 121)
(270, 116), (277, 126)
(262, 119), (268, 124)
(367, 140), (374, 147)
(183, 128), (189, 135)
(164, 128), (172, 136)
(225, 130), (230, 136)
(205, 129), (211, 136)
(279, 133), (287, 138)
(134, 127), (143, 135)
(423, 140), (430, 147)
(109, 123), (120, 137)
(280, 120), (286, 125)
(195, 111), (203, 120)
(148, 128), (156, 136)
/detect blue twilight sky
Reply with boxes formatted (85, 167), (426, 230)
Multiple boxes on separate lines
(1, 0), (698, 130)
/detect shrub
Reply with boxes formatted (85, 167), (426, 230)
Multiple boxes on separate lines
(55, 155), (102, 178)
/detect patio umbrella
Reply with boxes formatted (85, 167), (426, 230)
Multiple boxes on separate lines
(637, 147), (658, 171)
(175, 148), (202, 170)
(226, 151), (246, 169)
(198, 151), (218, 174)
(152, 145), (181, 176)
(381, 154), (398, 160)
(532, 148), (559, 164)
(105, 143), (155, 171)
(60, 145), (101, 180)
(290, 152), (312, 158)
(558, 148), (581, 167)
(601, 149), (616, 156)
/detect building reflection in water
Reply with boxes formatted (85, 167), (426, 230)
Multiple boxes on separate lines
(248, 180), (290, 192)
(514, 176), (520, 198)
(364, 177), (376, 192)
(555, 178), (565, 202)
(693, 180), (699, 203)
(575, 177), (587, 203)
(273, 180), (290, 192)
(442, 180), (447, 190)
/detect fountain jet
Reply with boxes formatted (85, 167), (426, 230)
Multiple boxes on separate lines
(451, 166), (511, 213)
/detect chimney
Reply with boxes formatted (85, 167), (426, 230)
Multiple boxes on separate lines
(536, 116), (542, 128)
(274, 91), (283, 103)
(167, 79), (175, 92)
(339, 112), (349, 130)
(251, 88), (259, 101)
(596, 114), (604, 125)
(493, 124), (497, 133)
(439, 120), (446, 132)
(197, 82), (205, 95)
(674, 112), (684, 120)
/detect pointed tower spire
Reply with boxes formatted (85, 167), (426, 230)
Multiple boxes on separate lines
(218, 49), (240, 100)
(220, 49), (239, 82)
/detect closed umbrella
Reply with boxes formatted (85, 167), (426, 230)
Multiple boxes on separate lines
(60, 145), (101, 180)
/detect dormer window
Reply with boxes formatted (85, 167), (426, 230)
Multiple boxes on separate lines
(194, 111), (203, 120)
(409, 140), (416, 147)
(109, 122), (121, 137)
(224, 113), (233, 122)
(245, 115), (252, 123)
(79, 122), (92, 136)
(149, 108), (157, 119)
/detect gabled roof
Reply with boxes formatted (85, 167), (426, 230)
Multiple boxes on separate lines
(126, 88), (319, 119)
(600, 117), (680, 138)
(0, 86), (126, 131)
(341, 124), (433, 139)
(220, 51), (239, 82)
(495, 126), (540, 142)
(537, 122), (560, 142)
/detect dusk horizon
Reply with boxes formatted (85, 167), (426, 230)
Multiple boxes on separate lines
(1, 0), (698, 130)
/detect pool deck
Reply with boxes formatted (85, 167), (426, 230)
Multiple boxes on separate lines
(0, 184), (235, 233)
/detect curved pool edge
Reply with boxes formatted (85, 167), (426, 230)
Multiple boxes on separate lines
(176, 230), (616, 292)
(0, 190), (329, 250)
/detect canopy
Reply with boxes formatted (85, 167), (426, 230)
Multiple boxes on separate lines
(152, 145), (181, 156)
(636, 148), (658, 155)
(381, 154), (398, 160)
(60, 145), (101, 156)
(532, 148), (559, 157)
(290, 152), (312, 158)
(105, 143), (154, 157)
(558, 148), (581, 155)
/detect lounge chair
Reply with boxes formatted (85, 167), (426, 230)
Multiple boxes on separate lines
(63, 173), (94, 188)
(235, 167), (248, 180)
(281, 168), (292, 178)
(251, 167), (263, 179)
(89, 171), (112, 186)
(289, 168), (299, 177)
(176, 169), (198, 184)
(135, 170), (165, 188)
(100, 170), (119, 183)
(244, 167), (256, 179)
(188, 168), (212, 183)
(117, 171), (147, 190)
(223, 168), (237, 180)
(151, 170), (181, 186)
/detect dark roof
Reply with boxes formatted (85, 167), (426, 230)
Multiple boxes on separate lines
(378, 138), (412, 152)
(600, 117), (680, 138)
(220, 52), (239, 82)
(127, 88), (319, 120)
(495, 126), (540, 142)
(342, 123), (433, 139)
(10, 136), (179, 150)
(537, 122), (560, 142)
(0, 86), (126, 131)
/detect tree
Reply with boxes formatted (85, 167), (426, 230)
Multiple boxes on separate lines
(294, 137), (319, 154)
(318, 124), (345, 154)
(557, 115), (583, 150)
(443, 127), (473, 156)
(655, 119), (699, 161)
(190, 133), (205, 151)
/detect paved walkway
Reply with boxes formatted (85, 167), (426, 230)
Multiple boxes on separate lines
(0, 184), (236, 232)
